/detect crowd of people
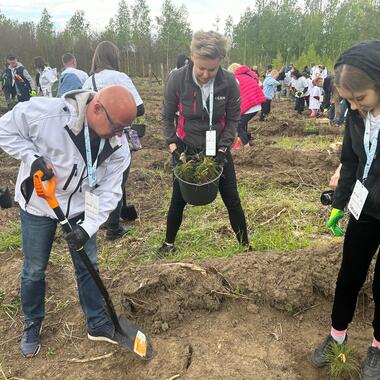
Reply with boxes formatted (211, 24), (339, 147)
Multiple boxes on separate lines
(0, 33), (380, 379)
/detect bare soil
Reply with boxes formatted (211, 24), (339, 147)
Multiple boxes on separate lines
(0, 81), (373, 380)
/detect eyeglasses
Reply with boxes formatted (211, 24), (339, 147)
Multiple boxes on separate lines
(98, 101), (128, 133)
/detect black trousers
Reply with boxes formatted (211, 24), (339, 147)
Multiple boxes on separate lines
(107, 164), (131, 231)
(295, 97), (305, 113)
(331, 214), (380, 340)
(260, 99), (272, 120)
(237, 112), (257, 145)
(165, 151), (249, 246)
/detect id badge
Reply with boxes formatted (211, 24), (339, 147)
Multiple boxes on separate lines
(206, 130), (216, 156)
(85, 191), (100, 224)
(348, 180), (368, 220)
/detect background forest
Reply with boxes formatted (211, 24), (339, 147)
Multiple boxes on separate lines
(0, 0), (380, 76)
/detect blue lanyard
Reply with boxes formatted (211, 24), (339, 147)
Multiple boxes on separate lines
(363, 114), (380, 181)
(84, 117), (105, 188)
(201, 81), (214, 130)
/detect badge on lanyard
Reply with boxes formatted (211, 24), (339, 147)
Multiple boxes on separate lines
(203, 80), (216, 156)
(85, 191), (100, 223)
(348, 180), (368, 220)
(348, 114), (379, 220)
(206, 130), (216, 156)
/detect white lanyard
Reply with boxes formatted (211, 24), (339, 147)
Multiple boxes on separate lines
(84, 117), (105, 188)
(363, 114), (380, 181)
(201, 81), (214, 130)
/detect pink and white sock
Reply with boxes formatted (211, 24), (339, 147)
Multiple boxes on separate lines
(372, 338), (380, 350)
(331, 327), (347, 344)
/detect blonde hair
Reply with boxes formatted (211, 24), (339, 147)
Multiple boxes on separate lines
(191, 30), (227, 60)
(227, 63), (241, 73)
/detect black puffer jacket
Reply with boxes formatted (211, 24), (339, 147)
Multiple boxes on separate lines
(332, 40), (380, 218)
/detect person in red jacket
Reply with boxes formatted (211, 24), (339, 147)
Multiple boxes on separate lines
(228, 63), (266, 147)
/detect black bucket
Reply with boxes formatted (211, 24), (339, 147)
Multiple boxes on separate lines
(174, 168), (223, 206)
(0, 187), (12, 209)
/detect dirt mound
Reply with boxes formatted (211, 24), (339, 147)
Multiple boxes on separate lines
(119, 243), (355, 336)
(122, 263), (230, 333)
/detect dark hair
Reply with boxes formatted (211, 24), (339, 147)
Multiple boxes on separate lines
(62, 53), (75, 65)
(176, 53), (190, 69)
(291, 69), (302, 79)
(33, 56), (47, 70)
(91, 41), (120, 73)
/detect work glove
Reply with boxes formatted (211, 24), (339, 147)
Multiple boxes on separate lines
(30, 156), (54, 181)
(215, 149), (228, 168)
(295, 91), (304, 98)
(29, 90), (37, 97)
(64, 225), (90, 251)
(327, 208), (345, 237)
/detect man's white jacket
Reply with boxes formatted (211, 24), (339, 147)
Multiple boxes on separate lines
(0, 90), (130, 237)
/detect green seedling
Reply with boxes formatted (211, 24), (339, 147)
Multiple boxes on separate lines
(324, 341), (360, 380)
(175, 154), (220, 184)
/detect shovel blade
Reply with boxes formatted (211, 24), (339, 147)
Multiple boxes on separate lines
(114, 316), (153, 361)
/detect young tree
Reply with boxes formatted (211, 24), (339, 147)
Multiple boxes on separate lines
(36, 8), (54, 62)
(156, 0), (192, 72)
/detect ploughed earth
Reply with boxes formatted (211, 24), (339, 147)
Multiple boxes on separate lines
(0, 79), (371, 379)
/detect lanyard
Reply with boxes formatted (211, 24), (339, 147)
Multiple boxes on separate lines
(201, 81), (214, 130)
(84, 117), (105, 187)
(363, 114), (380, 181)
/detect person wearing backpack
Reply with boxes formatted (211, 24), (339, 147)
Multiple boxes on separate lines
(3, 53), (36, 103)
(82, 41), (144, 240)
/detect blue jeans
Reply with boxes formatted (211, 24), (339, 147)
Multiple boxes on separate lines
(20, 209), (108, 329)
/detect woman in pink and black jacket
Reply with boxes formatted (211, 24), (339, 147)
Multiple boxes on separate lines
(228, 63), (266, 146)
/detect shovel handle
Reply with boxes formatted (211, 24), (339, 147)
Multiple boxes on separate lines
(33, 170), (59, 210)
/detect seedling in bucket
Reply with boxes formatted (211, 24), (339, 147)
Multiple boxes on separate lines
(174, 154), (223, 206)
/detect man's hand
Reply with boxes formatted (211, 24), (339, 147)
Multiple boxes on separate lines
(327, 208), (345, 237)
(64, 225), (89, 251)
(30, 157), (54, 181)
(172, 149), (184, 165)
(215, 149), (227, 168)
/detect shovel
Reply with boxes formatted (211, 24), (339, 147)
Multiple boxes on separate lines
(33, 170), (153, 360)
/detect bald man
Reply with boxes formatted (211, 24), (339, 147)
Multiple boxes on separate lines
(0, 85), (137, 358)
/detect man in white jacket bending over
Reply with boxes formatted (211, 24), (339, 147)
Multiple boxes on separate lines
(0, 85), (136, 358)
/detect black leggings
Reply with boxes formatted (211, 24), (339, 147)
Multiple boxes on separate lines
(295, 97), (305, 113)
(237, 112), (257, 145)
(331, 214), (380, 340)
(165, 151), (249, 246)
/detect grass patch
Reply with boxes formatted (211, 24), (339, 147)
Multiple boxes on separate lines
(0, 222), (22, 251)
(325, 341), (360, 379)
(0, 289), (20, 318)
(274, 135), (342, 152)
(142, 176), (325, 262)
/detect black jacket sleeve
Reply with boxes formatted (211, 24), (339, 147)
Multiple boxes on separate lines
(332, 117), (359, 210)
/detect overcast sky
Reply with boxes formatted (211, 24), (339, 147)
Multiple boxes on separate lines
(0, 0), (254, 33)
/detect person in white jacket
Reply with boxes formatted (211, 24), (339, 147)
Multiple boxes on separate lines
(0, 85), (137, 358)
(33, 56), (57, 97)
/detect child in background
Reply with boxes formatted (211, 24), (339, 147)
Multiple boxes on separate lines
(291, 69), (309, 114)
(260, 69), (281, 120)
(309, 77), (324, 117)
(303, 73), (313, 108)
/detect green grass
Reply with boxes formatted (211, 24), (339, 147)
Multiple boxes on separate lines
(0, 289), (20, 318)
(325, 341), (360, 379)
(274, 135), (343, 152)
(141, 176), (326, 262)
(0, 222), (22, 251)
